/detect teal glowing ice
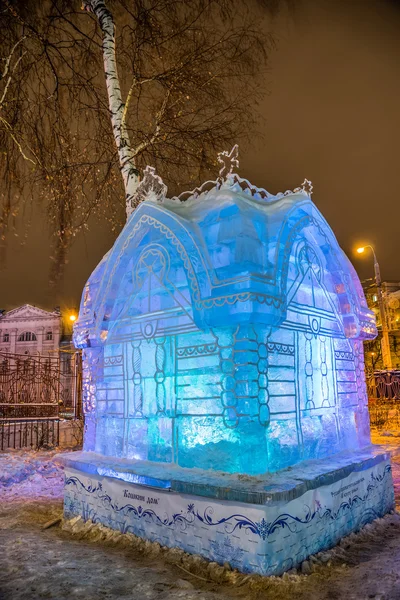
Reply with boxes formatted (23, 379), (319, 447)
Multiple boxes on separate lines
(74, 155), (376, 475)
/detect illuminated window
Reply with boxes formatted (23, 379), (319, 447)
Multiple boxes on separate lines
(46, 331), (53, 341)
(17, 331), (37, 342)
(373, 295), (378, 302)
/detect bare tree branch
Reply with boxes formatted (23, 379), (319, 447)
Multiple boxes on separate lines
(0, 0), (279, 287)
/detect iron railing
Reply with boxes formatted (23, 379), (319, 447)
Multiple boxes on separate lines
(367, 371), (400, 429)
(0, 351), (81, 420)
(367, 370), (400, 400)
(0, 418), (60, 451)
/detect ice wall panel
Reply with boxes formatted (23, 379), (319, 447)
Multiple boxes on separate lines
(176, 416), (269, 474)
(266, 419), (300, 472)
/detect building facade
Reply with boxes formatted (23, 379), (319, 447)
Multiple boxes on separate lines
(363, 281), (400, 371)
(0, 304), (81, 419)
(0, 304), (61, 357)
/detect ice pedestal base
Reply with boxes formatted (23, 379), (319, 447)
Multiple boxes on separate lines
(60, 448), (394, 576)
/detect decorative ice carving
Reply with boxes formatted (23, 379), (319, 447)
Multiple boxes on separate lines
(294, 178), (313, 197)
(74, 152), (377, 476)
(131, 147), (313, 209)
(217, 144), (239, 182)
(172, 145), (312, 203)
(130, 166), (167, 211)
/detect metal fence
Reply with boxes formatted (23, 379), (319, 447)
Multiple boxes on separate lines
(367, 371), (400, 429)
(0, 418), (60, 451)
(0, 350), (81, 420)
(0, 350), (81, 450)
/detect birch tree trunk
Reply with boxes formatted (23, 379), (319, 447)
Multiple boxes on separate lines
(82, 0), (139, 218)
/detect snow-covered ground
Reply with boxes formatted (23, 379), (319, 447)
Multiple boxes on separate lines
(1, 433), (400, 599)
(0, 449), (65, 499)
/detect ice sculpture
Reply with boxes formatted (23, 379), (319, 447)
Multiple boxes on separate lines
(73, 147), (377, 476)
(64, 148), (394, 577)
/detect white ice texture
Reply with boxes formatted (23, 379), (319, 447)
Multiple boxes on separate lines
(74, 177), (377, 476)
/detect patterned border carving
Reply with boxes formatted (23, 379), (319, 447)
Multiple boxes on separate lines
(197, 292), (282, 311)
(65, 464), (392, 541)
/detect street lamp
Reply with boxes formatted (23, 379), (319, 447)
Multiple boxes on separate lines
(357, 245), (392, 369)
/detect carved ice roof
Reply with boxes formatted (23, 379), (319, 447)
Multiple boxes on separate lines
(75, 147), (376, 347)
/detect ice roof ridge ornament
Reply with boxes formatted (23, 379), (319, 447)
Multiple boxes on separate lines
(129, 146), (313, 213)
(225, 175), (314, 202)
(174, 144), (240, 202)
(215, 145), (313, 201)
(217, 144), (239, 182)
(130, 166), (168, 212)
(296, 179), (313, 197)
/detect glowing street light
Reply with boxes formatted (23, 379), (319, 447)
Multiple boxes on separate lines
(69, 314), (77, 322)
(356, 244), (392, 369)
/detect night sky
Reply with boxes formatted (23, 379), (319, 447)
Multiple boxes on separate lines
(1, 0), (400, 311)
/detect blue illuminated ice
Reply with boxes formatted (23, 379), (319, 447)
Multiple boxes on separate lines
(74, 155), (377, 476)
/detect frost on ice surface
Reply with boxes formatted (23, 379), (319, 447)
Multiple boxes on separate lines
(74, 153), (377, 475)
